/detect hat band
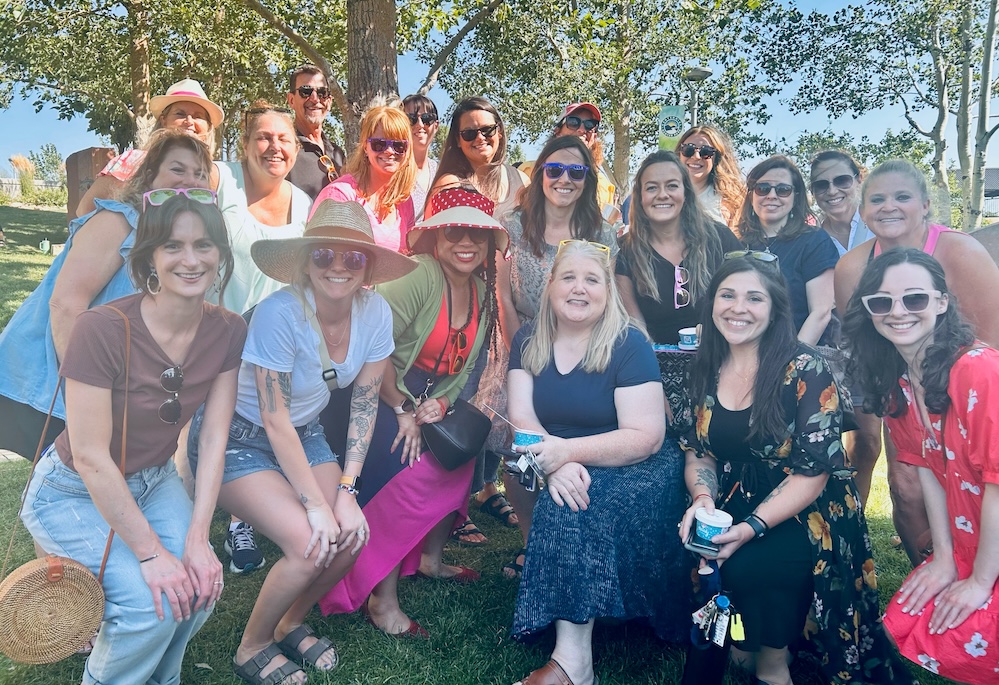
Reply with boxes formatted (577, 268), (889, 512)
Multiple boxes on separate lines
(168, 90), (205, 98)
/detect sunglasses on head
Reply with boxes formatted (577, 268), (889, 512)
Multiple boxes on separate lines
(811, 173), (858, 195)
(311, 248), (368, 271)
(752, 182), (794, 198)
(543, 162), (589, 181)
(861, 290), (941, 316)
(459, 124), (499, 142)
(368, 138), (408, 154)
(159, 365), (184, 424)
(407, 112), (438, 126)
(294, 85), (331, 100)
(725, 250), (780, 267)
(243, 105), (293, 127)
(679, 143), (717, 159)
(561, 115), (599, 132)
(442, 226), (490, 244)
(143, 187), (217, 209)
(318, 155), (339, 182)
(556, 239), (611, 261)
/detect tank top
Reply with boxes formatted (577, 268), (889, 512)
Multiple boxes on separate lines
(868, 223), (962, 263)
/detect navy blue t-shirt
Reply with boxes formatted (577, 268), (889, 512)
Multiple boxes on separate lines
(744, 228), (838, 333)
(509, 324), (659, 439)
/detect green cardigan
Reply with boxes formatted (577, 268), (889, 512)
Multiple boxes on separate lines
(374, 255), (488, 405)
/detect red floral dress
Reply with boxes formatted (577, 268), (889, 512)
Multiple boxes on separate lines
(883, 346), (999, 685)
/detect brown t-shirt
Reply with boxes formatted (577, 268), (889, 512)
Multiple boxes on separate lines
(55, 293), (247, 475)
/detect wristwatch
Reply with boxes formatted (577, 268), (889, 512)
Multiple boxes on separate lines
(338, 475), (362, 496)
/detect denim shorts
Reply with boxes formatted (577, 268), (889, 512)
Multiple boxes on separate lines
(188, 408), (338, 484)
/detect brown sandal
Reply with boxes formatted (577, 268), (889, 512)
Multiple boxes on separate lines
(515, 659), (598, 685)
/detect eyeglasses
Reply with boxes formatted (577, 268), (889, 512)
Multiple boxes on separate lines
(459, 124), (499, 142)
(811, 173), (858, 196)
(543, 162), (589, 181)
(143, 188), (218, 209)
(442, 226), (490, 244)
(449, 330), (469, 375)
(724, 250), (780, 269)
(367, 138), (408, 154)
(407, 112), (438, 126)
(674, 265), (690, 309)
(861, 290), (941, 316)
(561, 115), (599, 132)
(311, 248), (368, 271)
(318, 154), (339, 182)
(752, 182), (794, 198)
(158, 365), (184, 424)
(556, 239), (611, 260)
(294, 85), (331, 100)
(679, 143), (717, 159)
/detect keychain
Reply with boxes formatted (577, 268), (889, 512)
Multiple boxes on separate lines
(711, 595), (731, 647)
(729, 612), (746, 642)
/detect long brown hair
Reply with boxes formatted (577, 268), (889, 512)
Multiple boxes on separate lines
(737, 155), (816, 243)
(118, 130), (213, 210)
(430, 97), (509, 201)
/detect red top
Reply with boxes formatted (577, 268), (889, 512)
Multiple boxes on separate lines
(414, 284), (480, 376)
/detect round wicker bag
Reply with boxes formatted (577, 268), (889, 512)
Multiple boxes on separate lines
(0, 554), (104, 664)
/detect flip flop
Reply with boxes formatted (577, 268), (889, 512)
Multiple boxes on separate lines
(450, 517), (488, 546)
(478, 493), (519, 527)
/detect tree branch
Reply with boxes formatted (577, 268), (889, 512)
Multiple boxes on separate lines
(30, 79), (134, 121)
(242, 0), (348, 116)
(544, 27), (570, 65)
(417, 0), (505, 94)
(893, 92), (931, 138)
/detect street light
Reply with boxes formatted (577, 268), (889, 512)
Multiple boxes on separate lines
(683, 66), (713, 127)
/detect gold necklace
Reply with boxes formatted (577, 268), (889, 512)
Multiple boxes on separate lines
(317, 312), (350, 347)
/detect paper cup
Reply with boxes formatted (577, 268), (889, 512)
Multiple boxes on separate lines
(679, 327), (698, 348)
(512, 428), (543, 449)
(694, 508), (732, 540)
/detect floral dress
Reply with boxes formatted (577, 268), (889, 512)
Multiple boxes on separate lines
(681, 345), (916, 685)
(882, 346), (999, 685)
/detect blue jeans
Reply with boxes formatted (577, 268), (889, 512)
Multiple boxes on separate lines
(21, 447), (211, 685)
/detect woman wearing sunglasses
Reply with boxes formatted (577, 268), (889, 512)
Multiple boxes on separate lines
(402, 94), (440, 218)
(675, 125), (744, 227)
(843, 249), (999, 685)
(187, 200), (416, 683)
(430, 96), (529, 222)
(21, 192), (245, 685)
(312, 104), (416, 253)
(737, 155), (839, 346)
(678, 255), (911, 685)
(507, 240), (679, 685)
(0, 130), (213, 463)
(834, 160), (999, 565)
(317, 188), (507, 637)
(810, 150), (873, 256)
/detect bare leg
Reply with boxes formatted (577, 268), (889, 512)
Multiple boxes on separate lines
(419, 512), (471, 578)
(366, 565), (415, 634)
(885, 428), (931, 566)
(754, 646), (792, 685)
(844, 410), (883, 507)
(730, 646), (757, 673)
(515, 619), (596, 685)
(503, 471), (540, 546)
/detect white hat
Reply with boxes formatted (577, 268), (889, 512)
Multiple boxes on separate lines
(149, 79), (225, 128)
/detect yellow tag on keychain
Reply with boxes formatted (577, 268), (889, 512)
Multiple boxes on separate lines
(730, 613), (745, 641)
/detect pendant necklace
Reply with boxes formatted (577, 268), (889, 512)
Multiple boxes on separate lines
(317, 311), (350, 347)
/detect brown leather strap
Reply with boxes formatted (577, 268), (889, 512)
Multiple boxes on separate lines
(45, 555), (64, 582)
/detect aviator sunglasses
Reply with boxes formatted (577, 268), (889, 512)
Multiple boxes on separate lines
(407, 112), (438, 126)
(679, 143), (717, 159)
(367, 138), (408, 154)
(294, 85), (331, 100)
(459, 124), (499, 142)
(811, 173), (858, 196)
(561, 115), (599, 132)
(543, 162), (589, 181)
(752, 182), (794, 198)
(861, 290), (941, 316)
(311, 248), (368, 271)
(143, 187), (217, 209)
(158, 365), (184, 425)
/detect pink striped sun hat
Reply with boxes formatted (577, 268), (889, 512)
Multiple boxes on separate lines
(149, 79), (225, 128)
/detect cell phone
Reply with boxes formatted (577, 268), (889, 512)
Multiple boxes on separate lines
(684, 526), (720, 558)
(497, 447), (542, 492)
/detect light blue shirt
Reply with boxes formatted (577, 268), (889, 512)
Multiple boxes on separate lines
(827, 210), (874, 257)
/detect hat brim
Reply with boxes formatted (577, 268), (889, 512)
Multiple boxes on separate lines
(251, 236), (418, 286)
(149, 94), (225, 128)
(407, 206), (510, 254)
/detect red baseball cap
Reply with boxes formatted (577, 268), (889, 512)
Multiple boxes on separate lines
(556, 102), (602, 128)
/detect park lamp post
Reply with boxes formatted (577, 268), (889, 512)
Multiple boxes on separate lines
(683, 65), (713, 127)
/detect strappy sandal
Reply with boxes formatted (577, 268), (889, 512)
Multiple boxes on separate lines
(502, 547), (526, 579)
(479, 493), (519, 527)
(233, 643), (305, 685)
(450, 517), (488, 546)
(276, 623), (339, 671)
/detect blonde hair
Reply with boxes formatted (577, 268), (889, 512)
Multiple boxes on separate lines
(521, 241), (635, 375)
(345, 104), (417, 219)
(677, 126), (744, 225)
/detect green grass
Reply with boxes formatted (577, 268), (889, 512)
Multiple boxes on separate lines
(0, 205), (66, 329)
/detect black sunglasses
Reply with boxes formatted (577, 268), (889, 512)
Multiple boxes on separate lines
(543, 162), (589, 181)
(311, 248), (368, 271)
(561, 115), (599, 132)
(752, 182), (794, 198)
(407, 112), (438, 126)
(159, 365), (184, 424)
(459, 124), (499, 142)
(368, 138), (408, 154)
(679, 143), (717, 159)
(442, 226), (490, 244)
(294, 85), (331, 100)
(861, 291), (941, 316)
(811, 173), (858, 195)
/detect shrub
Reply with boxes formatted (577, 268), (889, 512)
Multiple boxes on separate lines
(8, 154), (36, 198)
(24, 187), (68, 207)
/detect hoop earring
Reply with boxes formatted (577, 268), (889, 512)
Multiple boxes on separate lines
(146, 270), (161, 295)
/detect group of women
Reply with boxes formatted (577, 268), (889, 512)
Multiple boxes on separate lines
(1, 74), (998, 685)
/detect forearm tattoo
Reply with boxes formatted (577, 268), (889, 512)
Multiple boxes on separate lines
(345, 372), (383, 465)
(256, 369), (293, 414)
(694, 467), (718, 497)
(759, 477), (788, 507)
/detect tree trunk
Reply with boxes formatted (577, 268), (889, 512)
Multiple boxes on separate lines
(345, 0), (399, 149)
(925, 25), (951, 224)
(126, 0), (154, 148)
(971, 0), (999, 231)
(956, 1), (974, 230)
(612, 99), (631, 195)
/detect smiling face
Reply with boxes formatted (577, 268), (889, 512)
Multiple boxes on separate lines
(679, 133), (716, 188)
(160, 101), (212, 144)
(869, 262), (947, 358)
(245, 112), (298, 181)
(541, 147), (587, 210)
(751, 166), (794, 234)
(556, 106), (599, 150)
(712, 270), (773, 350)
(812, 158), (860, 224)
(457, 109), (501, 170)
(861, 172), (930, 243)
(150, 146), (210, 189)
(640, 161), (685, 231)
(435, 226), (491, 283)
(307, 243), (368, 304)
(287, 71), (331, 132)
(150, 211), (220, 299)
(549, 253), (608, 328)
(406, 105), (438, 155)
(364, 123), (405, 180)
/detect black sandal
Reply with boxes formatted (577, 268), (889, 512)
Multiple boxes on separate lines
(503, 548), (526, 579)
(233, 643), (305, 685)
(450, 517), (487, 546)
(276, 623), (338, 671)
(478, 493), (519, 527)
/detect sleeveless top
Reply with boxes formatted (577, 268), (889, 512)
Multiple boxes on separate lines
(868, 223), (960, 262)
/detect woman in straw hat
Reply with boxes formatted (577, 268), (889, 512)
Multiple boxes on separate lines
(76, 78), (225, 217)
(187, 200), (416, 684)
(318, 187), (507, 637)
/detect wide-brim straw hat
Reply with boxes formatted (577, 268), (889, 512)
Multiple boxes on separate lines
(251, 200), (418, 285)
(149, 79), (225, 128)
(407, 187), (510, 256)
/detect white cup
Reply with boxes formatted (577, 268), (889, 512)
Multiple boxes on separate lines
(694, 508), (733, 540)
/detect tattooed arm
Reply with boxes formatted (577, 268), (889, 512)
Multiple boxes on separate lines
(751, 473), (829, 531)
(679, 449), (720, 544)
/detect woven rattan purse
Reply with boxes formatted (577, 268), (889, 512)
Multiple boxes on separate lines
(0, 304), (133, 664)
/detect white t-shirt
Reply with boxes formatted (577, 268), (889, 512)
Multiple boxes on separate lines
(236, 287), (394, 426)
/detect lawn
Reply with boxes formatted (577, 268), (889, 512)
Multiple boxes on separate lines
(0, 206), (947, 684)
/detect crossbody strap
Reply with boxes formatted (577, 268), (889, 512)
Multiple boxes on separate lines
(284, 285), (339, 391)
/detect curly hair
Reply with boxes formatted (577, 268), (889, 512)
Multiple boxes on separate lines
(430, 97), (509, 202)
(118, 130), (213, 210)
(842, 248), (974, 417)
(737, 155), (817, 244)
(677, 126), (744, 225)
(517, 136), (603, 259)
(621, 150), (724, 303)
(344, 103), (417, 218)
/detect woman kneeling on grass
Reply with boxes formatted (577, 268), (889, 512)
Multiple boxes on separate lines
(188, 200), (416, 684)
(21, 190), (245, 685)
